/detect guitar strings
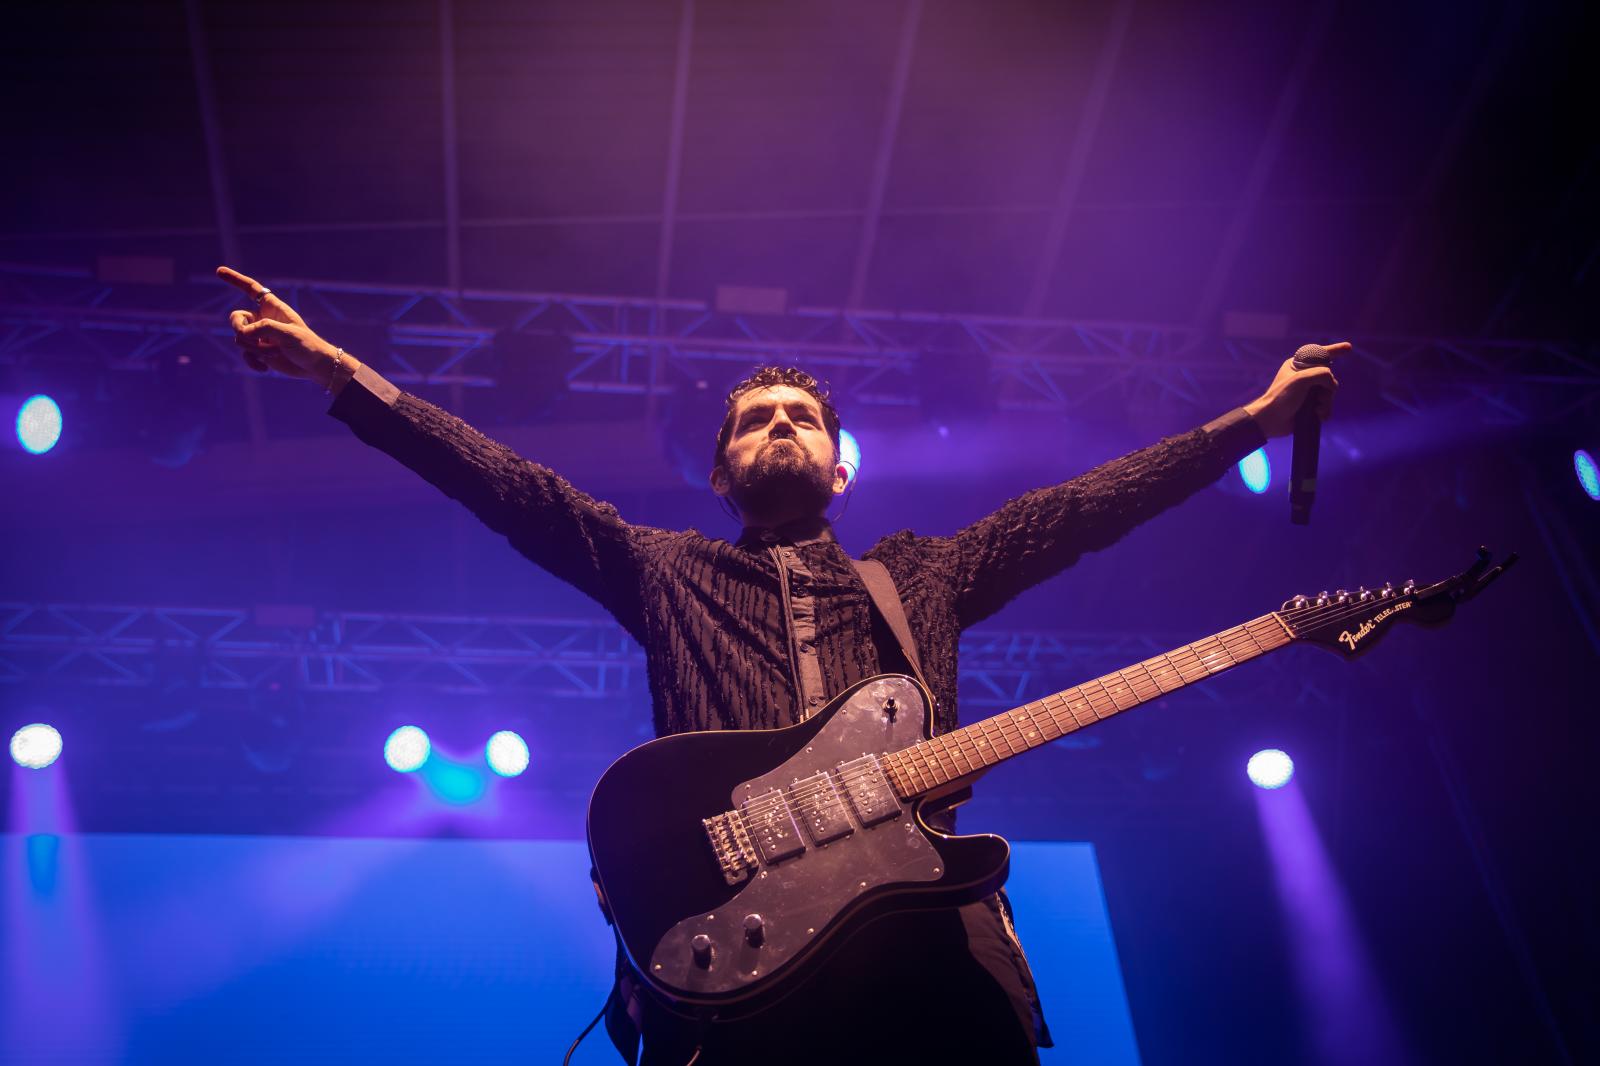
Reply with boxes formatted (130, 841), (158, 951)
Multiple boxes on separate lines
(735, 761), (887, 825)
(1274, 594), (1420, 638)
(734, 597), (1416, 826)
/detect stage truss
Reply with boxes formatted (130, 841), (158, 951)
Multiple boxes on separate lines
(2, 263), (1594, 426)
(0, 601), (1340, 712)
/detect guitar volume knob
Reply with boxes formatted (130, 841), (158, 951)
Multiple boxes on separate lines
(691, 933), (714, 969)
(743, 913), (765, 946)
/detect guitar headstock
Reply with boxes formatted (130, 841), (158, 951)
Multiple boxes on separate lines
(1276, 547), (1518, 659)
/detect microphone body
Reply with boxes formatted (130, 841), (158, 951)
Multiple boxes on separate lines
(1288, 343), (1333, 525)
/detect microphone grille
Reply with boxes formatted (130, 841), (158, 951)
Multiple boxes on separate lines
(1291, 343), (1331, 370)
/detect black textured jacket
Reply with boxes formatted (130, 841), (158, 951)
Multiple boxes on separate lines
(331, 366), (1263, 742)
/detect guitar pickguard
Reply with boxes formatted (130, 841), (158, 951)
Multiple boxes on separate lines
(648, 676), (942, 998)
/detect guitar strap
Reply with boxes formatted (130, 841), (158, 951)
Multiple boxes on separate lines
(850, 558), (928, 690)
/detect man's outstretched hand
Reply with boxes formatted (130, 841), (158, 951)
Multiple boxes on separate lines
(217, 266), (342, 385)
(1243, 341), (1348, 438)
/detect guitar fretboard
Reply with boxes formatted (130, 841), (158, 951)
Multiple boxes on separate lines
(881, 613), (1294, 798)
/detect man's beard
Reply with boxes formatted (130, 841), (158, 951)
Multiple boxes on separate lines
(726, 440), (834, 521)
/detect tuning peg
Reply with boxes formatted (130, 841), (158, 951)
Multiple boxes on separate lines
(1358, 587), (1374, 600)
(1402, 579), (1417, 592)
(1335, 589), (1351, 602)
(1381, 582), (1395, 597)
(1316, 591), (1331, 605)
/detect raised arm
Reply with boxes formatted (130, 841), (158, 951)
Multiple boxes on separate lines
(217, 266), (649, 638)
(942, 347), (1345, 627)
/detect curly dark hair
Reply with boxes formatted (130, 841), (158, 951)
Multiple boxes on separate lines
(711, 366), (842, 471)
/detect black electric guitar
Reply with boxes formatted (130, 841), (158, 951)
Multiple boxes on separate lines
(586, 548), (1516, 1019)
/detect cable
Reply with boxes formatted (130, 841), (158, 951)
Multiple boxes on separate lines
(562, 999), (608, 1066)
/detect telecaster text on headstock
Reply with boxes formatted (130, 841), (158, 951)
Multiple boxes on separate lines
(1338, 600), (1411, 650)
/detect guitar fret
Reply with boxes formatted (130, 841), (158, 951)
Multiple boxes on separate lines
(992, 710), (1017, 752)
(1147, 656), (1179, 692)
(948, 728), (981, 774)
(1049, 694), (1088, 736)
(1063, 690), (1095, 727)
(1016, 704), (1045, 745)
(900, 751), (930, 794)
(998, 710), (1024, 752)
(1056, 688), (1081, 729)
(941, 732), (975, 776)
(1120, 669), (1158, 701)
(1032, 701), (1065, 741)
(1110, 672), (1139, 707)
(1006, 711), (1030, 750)
(1172, 649), (1208, 683)
(970, 723), (996, 764)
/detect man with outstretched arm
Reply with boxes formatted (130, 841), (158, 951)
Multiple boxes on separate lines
(218, 265), (1341, 1065)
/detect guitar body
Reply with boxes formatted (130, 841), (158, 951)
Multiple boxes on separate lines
(586, 673), (1009, 1018)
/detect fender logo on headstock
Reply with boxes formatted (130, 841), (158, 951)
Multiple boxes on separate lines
(1338, 600), (1411, 650)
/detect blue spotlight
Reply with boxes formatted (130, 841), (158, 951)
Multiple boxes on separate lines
(10, 723), (63, 769)
(1238, 447), (1271, 494)
(1576, 449), (1599, 501)
(422, 757), (487, 804)
(485, 730), (530, 778)
(1248, 748), (1295, 790)
(384, 725), (430, 773)
(839, 429), (861, 484)
(16, 395), (62, 455)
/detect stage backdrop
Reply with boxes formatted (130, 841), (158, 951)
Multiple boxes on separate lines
(2, 833), (1138, 1064)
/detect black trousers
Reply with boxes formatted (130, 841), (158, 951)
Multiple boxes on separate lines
(618, 894), (1049, 1066)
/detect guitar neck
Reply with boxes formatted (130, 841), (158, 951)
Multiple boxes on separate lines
(882, 613), (1296, 799)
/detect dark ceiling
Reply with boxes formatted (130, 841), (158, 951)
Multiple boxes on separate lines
(4, 0), (1595, 341)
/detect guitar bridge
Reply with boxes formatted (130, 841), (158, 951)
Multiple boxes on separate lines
(702, 811), (758, 886)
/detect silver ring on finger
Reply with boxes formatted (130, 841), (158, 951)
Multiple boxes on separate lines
(252, 288), (272, 304)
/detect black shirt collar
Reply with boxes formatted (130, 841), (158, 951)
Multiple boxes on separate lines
(735, 515), (836, 549)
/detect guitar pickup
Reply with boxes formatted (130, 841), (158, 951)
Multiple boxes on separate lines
(790, 772), (854, 845)
(838, 756), (901, 827)
(740, 789), (806, 865)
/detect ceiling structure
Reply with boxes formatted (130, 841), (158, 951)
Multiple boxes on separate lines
(2, 0), (1596, 452)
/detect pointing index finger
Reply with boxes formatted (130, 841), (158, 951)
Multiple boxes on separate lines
(216, 265), (267, 299)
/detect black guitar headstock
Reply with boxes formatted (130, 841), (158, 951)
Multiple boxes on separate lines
(1277, 547), (1518, 658)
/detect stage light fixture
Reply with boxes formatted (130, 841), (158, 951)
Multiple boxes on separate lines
(1575, 449), (1599, 501)
(1238, 447), (1270, 494)
(485, 730), (530, 777)
(10, 723), (63, 769)
(839, 429), (861, 484)
(1247, 748), (1294, 790)
(15, 395), (62, 455)
(384, 725), (431, 773)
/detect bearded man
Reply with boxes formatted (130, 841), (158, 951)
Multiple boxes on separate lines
(219, 265), (1340, 1065)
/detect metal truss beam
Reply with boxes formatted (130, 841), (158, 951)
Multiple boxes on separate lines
(1, 263), (1593, 425)
(1, 602), (1335, 711)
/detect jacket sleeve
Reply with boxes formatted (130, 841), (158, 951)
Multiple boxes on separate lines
(328, 364), (649, 640)
(940, 408), (1267, 627)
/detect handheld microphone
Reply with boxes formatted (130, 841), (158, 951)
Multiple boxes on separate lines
(1288, 343), (1333, 525)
